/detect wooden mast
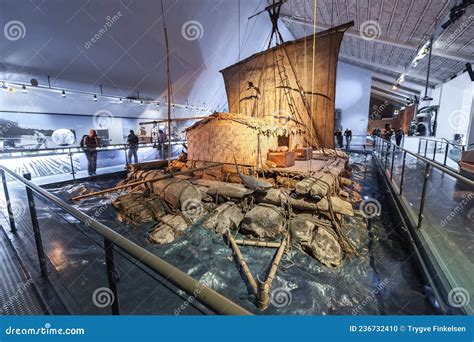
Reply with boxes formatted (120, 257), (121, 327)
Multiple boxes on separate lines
(161, 0), (173, 174)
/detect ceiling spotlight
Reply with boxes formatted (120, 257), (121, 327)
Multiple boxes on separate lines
(422, 95), (433, 101)
(392, 84), (399, 91)
(1, 82), (8, 90)
(22, 85), (27, 93)
(156, 102), (160, 107)
(119, 97), (123, 103)
(140, 100), (144, 106)
(93, 94), (97, 102)
(62, 90), (66, 98)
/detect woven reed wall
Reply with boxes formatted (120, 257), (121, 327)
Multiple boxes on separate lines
(187, 119), (278, 166)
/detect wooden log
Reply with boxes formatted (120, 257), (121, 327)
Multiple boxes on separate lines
(127, 160), (169, 172)
(260, 189), (354, 216)
(226, 231), (257, 296)
(72, 163), (222, 201)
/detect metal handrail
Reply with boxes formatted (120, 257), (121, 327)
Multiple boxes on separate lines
(0, 164), (251, 315)
(418, 136), (465, 148)
(375, 136), (473, 186)
(0, 140), (187, 155)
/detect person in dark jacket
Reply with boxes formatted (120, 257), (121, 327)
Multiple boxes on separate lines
(334, 128), (343, 148)
(344, 128), (352, 148)
(82, 129), (101, 176)
(127, 130), (139, 164)
(395, 127), (405, 147)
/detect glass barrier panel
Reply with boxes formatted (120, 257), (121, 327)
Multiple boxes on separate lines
(419, 173), (474, 313)
(111, 249), (209, 315)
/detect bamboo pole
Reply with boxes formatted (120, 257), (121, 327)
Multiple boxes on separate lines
(235, 239), (281, 248)
(139, 116), (210, 126)
(226, 230), (258, 296)
(72, 163), (223, 201)
(257, 235), (288, 310)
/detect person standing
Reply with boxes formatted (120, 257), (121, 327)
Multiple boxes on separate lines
(82, 129), (101, 176)
(334, 128), (343, 148)
(127, 130), (139, 164)
(344, 128), (352, 148)
(395, 127), (405, 147)
(158, 129), (166, 158)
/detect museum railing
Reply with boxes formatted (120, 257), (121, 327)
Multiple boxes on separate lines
(0, 164), (251, 315)
(373, 136), (474, 314)
(0, 140), (186, 181)
(334, 135), (374, 152)
(416, 137), (465, 172)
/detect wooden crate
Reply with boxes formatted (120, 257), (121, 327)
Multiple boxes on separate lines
(295, 147), (313, 161)
(267, 151), (296, 167)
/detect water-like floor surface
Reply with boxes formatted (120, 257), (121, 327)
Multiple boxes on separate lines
(2, 153), (436, 315)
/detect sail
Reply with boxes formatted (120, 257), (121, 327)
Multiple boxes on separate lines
(220, 21), (353, 148)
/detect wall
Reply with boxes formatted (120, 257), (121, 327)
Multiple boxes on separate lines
(425, 72), (473, 143)
(334, 62), (372, 136)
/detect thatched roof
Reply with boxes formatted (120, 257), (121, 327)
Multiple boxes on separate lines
(185, 112), (306, 136)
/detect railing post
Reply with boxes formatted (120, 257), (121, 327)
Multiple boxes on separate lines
(390, 144), (396, 180)
(433, 141), (437, 161)
(123, 144), (129, 167)
(68, 148), (76, 180)
(104, 238), (120, 315)
(399, 150), (407, 195)
(417, 164), (430, 228)
(424, 140), (428, 157)
(0, 169), (16, 232)
(23, 173), (47, 276)
(443, 142), (449, 166)
(384, 141), (390, 168)
(417, 139), (421, 154)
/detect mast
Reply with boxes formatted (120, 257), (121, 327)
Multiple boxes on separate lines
(161, 0), (173, 173)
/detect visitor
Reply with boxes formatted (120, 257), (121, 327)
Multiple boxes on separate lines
(127, 130), (139, 164)
(344, 128), (352, 148)
(158, 129), (166, 157)
(334, 128), (343, 148)
(371, 126), (381, 138)
(395, 127), (404, 147)
(82, 129), (101, 176)
(383, 124), (394, 141)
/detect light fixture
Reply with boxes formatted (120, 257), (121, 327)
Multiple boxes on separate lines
(61, 90), (66, 98)
(392, 84), (399, 91)
(22, 85), (27, 93)
(140, 100), (144, 106)
(156, 102), (160, 107)
(93, 94), (97, 101)
(119, 97), (123, 103)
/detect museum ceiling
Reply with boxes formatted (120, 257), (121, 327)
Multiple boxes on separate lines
(281, 0), (474, 97)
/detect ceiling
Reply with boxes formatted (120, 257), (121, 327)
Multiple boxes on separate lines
(280, 0), (474, 103)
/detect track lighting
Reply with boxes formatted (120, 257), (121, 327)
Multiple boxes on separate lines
(93, 94), (97, 101)
(119, 97), (123, 104)
(140, 100), (144, 106)
(22, 85), (27, 93)
(62, 90), (66, 98)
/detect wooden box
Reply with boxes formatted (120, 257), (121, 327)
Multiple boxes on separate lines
(267, 151), (296, 167)
(295, 147), (313, 161)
